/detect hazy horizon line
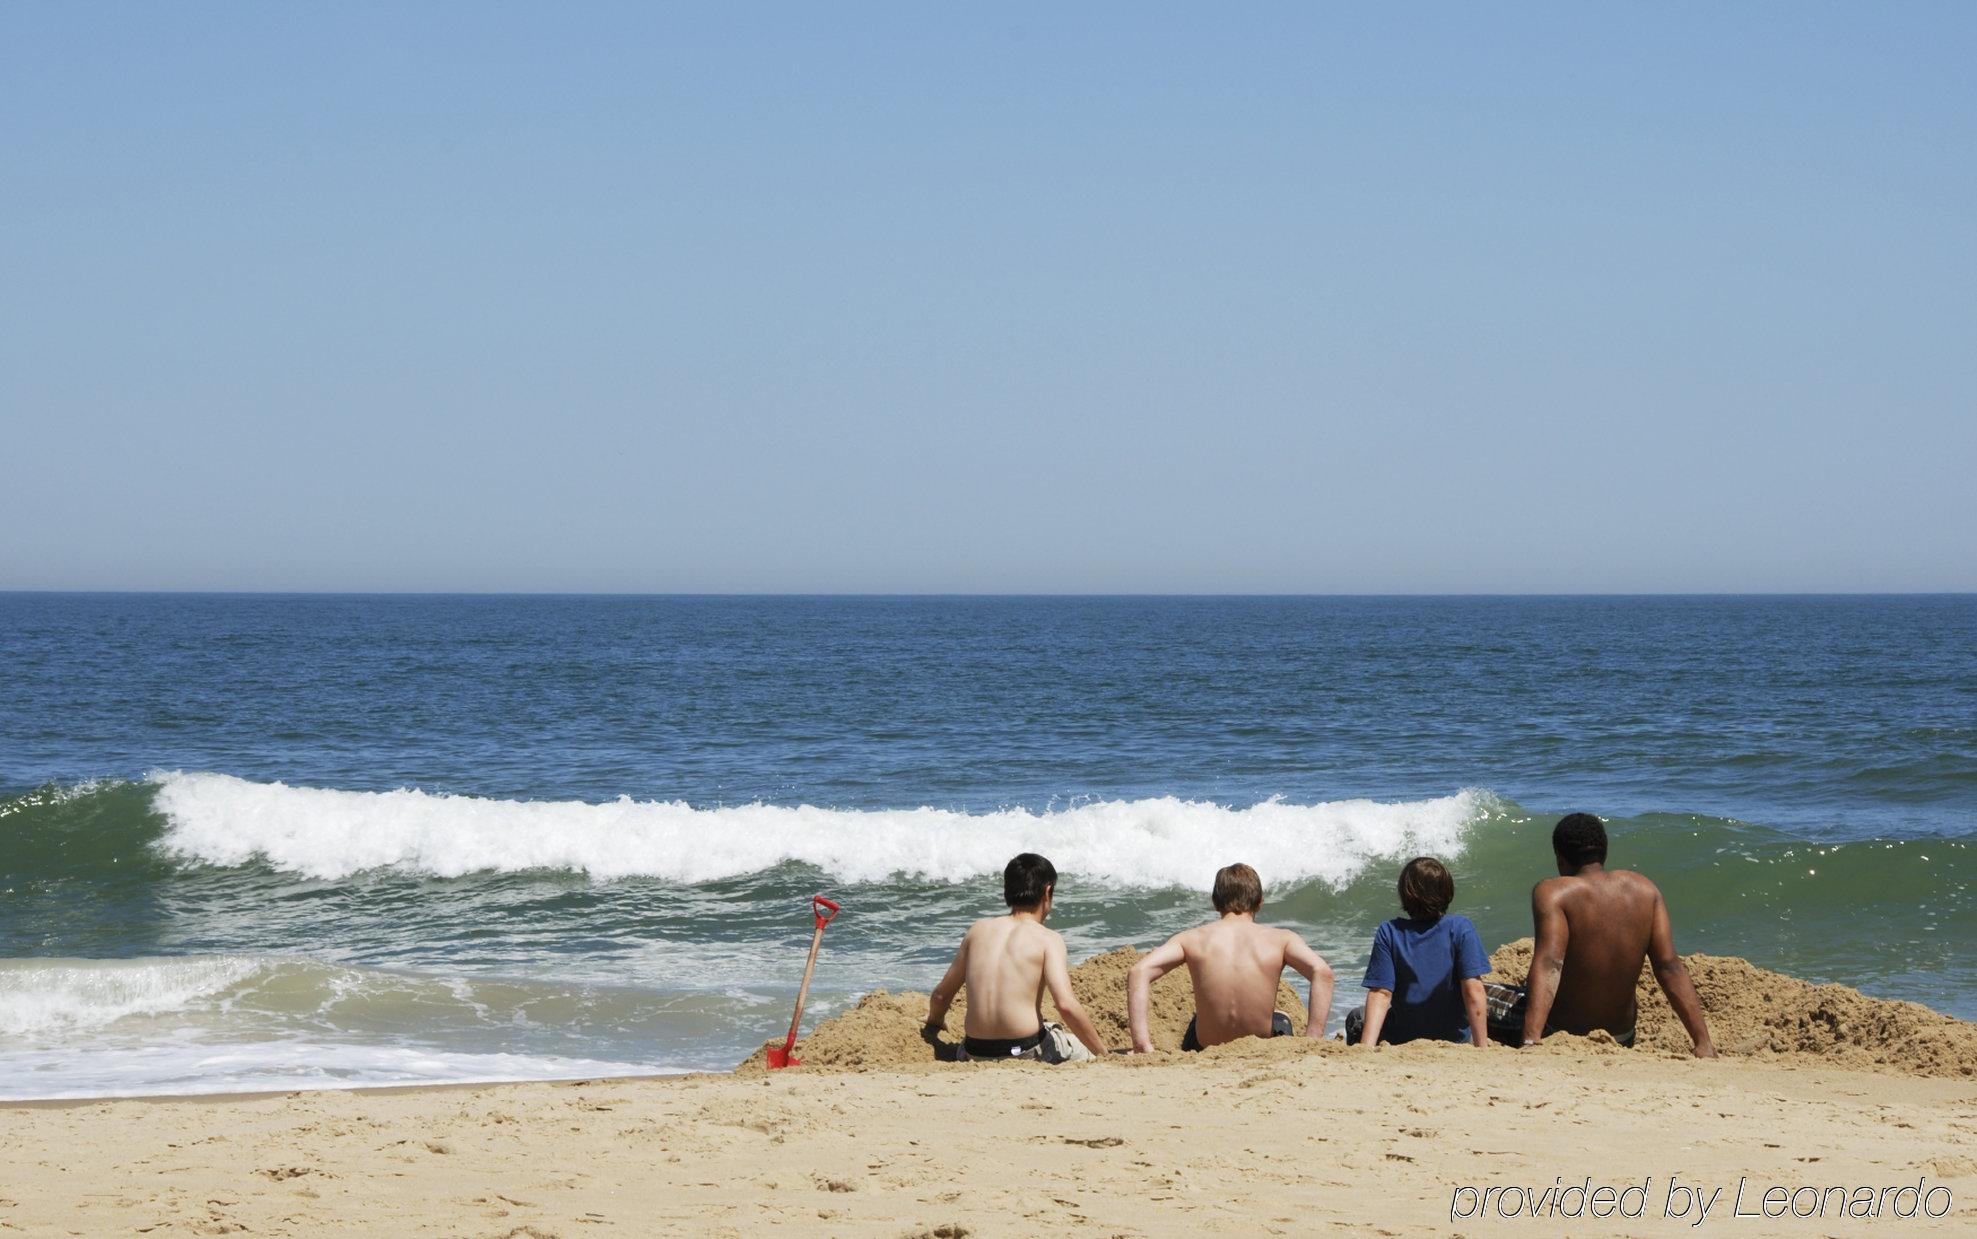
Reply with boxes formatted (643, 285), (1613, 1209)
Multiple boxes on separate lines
(5, 589), (1973, 600)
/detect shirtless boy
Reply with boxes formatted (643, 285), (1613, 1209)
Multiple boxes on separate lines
(923, 853), (1110, 1062)
(1491, 813), (1717, 1056)
(1126, 863), (1334, 1052)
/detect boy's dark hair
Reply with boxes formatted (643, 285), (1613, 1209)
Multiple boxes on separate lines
(1211, 863), (1264, 915)
(1398, 856), (1454, 920)
(1552, 813), (1608, 869)
(1003, 853), (1057, 908)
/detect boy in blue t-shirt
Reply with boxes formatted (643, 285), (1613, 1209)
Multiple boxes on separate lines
(1347, 856), (1490, 1046)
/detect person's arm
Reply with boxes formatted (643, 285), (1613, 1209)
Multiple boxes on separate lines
(1359, 989), (1392, 1046)
(1125, 938), (1186, 1053)
(1646, 889), (1717, 1058)
(1453, 918), (1490, 1048)
(1460, 977), (1488, 1047)
(924, 933), (969, 1040)
(1041, 934), (1108, 1057)
(1355, 921), (1396, 1046)
(1282, 934), (1335, 1039)
(1521, 885), (1568, 1045)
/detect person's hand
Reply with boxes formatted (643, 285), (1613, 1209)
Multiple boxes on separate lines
(1693, 1039), (1718, 1059)
(1131, 1040), (1156, 1055)
(920, 1023), (943, 1045)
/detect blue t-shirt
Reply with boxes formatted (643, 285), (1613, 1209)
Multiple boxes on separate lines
(1361, 913), (1491, 1044)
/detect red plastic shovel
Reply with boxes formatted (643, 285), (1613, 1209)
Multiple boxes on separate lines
(766, 895), (840, 1069)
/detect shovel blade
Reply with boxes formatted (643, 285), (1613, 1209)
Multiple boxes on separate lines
(765, 1044), (799, 1070)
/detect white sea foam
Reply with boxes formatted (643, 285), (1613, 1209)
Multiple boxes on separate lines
(0, 956), (264, 1036)
(149, 771), (1492, 887)
(0, 1039), (678, 1101)
(0, 956), (713, 1099)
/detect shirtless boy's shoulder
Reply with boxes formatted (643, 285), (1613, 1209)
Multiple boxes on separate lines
(1170, 920), (1295, 954)
(966, 915), (1062, 943)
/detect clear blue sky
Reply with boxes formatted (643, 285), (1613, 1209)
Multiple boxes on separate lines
(4, 4), (1972, 593)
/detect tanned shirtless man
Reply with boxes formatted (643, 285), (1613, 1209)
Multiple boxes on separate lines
(923, 853), (1110, 1063)
(1125, 863), (1334, 1052)
(1490, 813), (1718, 1056)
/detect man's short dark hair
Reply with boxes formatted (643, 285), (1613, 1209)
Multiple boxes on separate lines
(1552, 813), (1608, 869)
(1211, 863), (1264, 915)
(1003, 853), (1056, 908)
(1398, 856), (1454, 920)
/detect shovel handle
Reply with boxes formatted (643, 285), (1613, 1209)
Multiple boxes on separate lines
(778, 895), (841, 1061)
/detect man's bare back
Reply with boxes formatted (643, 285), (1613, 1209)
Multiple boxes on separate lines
(1522, 815), (1715, 1056)
(1126, 865), (1333, 1053)
(1531, 869), (1664, 1036)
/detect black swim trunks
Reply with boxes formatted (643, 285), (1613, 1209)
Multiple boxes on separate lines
(956, 1023), (1092, 1063)
(1483, 982), (1636, 1048)
(1179, 1010), (1295, 1052)
(960, 1028), (1047, 1060)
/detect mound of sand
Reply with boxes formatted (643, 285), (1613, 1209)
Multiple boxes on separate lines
(742, 941), (1977, 1078)
(1487, 938), (1977, 1078)
(738, 946), (1307, 1072)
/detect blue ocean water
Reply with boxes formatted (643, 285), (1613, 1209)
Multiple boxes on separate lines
(2, 594), (1972, 1097)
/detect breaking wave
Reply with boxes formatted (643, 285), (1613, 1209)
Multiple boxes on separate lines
(141, 771), (1493, 887)
(0, 956), (264, 1036)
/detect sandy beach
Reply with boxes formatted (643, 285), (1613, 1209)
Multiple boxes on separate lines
(2, 1041), (1972, 1237)
(6, 947), (1974, 1237)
